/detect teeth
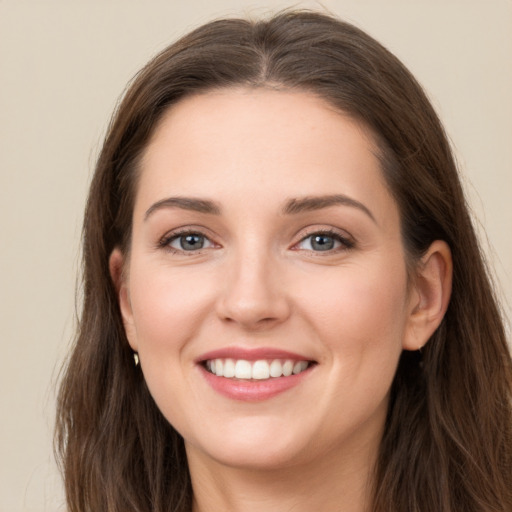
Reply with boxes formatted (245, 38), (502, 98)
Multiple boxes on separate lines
(252, 360), (270, 380)
(205, 358), (311, 380)
(223, 358), (235, 378)
(234, 360), (252, 379)
(282, 360), (294, 377)
(215, 359), (224, 377)
(293, 361), (308, 375)
(269, 360), (283, 378)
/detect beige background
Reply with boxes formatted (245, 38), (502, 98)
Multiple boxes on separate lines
(0, 1), (510, 510)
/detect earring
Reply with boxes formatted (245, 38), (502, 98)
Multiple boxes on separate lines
(418, 346), (424, 370)
(133, 353), (140, 366)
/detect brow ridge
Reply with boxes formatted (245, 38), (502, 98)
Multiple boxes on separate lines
(144, 197), (221, 220)
(283, 194), (376, 222)
(144, 194), (375, 223)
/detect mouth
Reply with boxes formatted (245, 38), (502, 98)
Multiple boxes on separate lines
(203, 358), (312, 380)
(196, 348), (316, 401)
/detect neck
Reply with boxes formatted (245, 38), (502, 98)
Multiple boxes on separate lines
(187, 438), (377, 512)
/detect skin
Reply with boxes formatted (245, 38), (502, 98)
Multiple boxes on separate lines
(110, 89), (452, 512)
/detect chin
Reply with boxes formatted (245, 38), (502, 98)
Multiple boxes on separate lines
(184, 418), (314, 471)
(190, 443), (303, 472)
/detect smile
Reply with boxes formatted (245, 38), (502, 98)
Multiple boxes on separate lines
(197, 348), (316, 401)
(205, 358), (310, 380)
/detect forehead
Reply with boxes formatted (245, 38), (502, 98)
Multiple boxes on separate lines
(144, 87), (378, 166)
(135, 88), (397, 224)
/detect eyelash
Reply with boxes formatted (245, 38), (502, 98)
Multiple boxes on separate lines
(158, 228), (216, 255)
(158, 228), (355, 255)
(293, 229), (355, 253)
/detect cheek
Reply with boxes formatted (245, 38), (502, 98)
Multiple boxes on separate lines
(128, 263), (217, 354)
(127, 266), (215, 428)
(299, 259), (409, 362)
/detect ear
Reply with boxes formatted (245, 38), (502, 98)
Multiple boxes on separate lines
(109, 248), (138, 352)
(403, 240), (453, 351)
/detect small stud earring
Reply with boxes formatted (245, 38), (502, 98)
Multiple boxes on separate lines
(134, 353), (140, 366)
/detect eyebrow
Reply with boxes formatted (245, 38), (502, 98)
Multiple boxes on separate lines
(144, 197), (221, 220)
(144, 193), (376, 223)
(283, 194), (376, 223)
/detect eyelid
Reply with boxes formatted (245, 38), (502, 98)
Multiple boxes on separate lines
(291, 226), (355, 252)
(157, 226), (220, 253)
(156, 224), (354, 254)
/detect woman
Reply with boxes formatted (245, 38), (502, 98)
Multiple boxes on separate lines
(55, 10), (512, 512)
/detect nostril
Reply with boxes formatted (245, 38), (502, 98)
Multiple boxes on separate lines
(220, 314), (281, 329)
(216, 268), (291, 328)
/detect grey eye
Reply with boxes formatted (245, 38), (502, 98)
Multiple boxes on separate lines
(169, 233), (213, 251)
(297, 233), (344, 252)
(310, 234), (336, 251)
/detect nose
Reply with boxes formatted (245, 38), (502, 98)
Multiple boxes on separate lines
(216, 250), (291, 330)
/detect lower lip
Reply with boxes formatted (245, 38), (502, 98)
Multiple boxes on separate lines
(199, 365), (313, 401)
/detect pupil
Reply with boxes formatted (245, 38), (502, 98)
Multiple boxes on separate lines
(181, 234), (204, 250)
(312, 235), (334, 251)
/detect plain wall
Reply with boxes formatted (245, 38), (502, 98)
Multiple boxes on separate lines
(1, 1), (510, 510)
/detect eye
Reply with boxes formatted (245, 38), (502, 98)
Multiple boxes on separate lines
(166, 232), (215, 252)
(295, 231), (353, 252)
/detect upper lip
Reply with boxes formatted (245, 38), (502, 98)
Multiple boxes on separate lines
(195, 347), (315, 363)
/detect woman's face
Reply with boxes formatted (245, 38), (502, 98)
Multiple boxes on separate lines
(113, 89), (420, 471)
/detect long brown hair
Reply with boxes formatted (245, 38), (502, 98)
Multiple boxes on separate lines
(55, 11), (512, 511)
